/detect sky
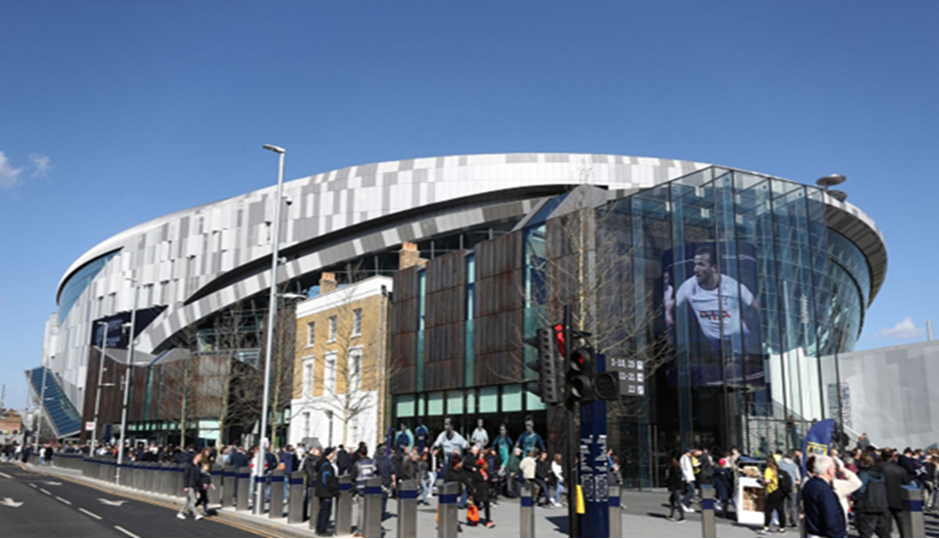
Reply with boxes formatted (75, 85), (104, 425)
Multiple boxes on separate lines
(1, 1), (937, 410)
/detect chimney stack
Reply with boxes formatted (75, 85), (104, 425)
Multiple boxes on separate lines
(399, 241), (427, 269)
(319, 272), (338, 295)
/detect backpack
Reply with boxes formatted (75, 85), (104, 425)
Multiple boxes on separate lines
(466, 502), (480, 525)
(859, 471), (889, 513)
(777, 469), (793, 495)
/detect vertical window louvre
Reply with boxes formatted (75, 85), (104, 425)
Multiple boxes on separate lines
(352, 309), (363, 337)
(328, 316), (337, 342)
(307, 322), (315, 347)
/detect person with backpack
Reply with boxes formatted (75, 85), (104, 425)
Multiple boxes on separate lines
(777, 451), (801, 526)
(855, 453), (891, 538)
(760, 455), (787, 534)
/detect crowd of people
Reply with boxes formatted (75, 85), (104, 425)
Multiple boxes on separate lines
(665, 434), (939, 538)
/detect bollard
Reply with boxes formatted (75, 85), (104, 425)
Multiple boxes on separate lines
(336, 474), (353, 536)
(437, 481), (459, 539)
(520, 483), (535, 538)
(209, 464), (223, 507)
(901, 485), (924, 538)
(363, 477), (384, 538)
(222, 466), (236, 508)
(700, 485), (716, 538)
(287, 471), (304, 524)
(609, 486), (622, 538)
(397, 479), (418, 539)
(252, 474), (266, 514)
(235, 467), (250, 512)
(269, 470), (285, 519)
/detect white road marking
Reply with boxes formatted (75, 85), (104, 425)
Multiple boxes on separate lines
(78, 508), (102, 520)
(28, 483), (37, 488)
(114, 525), (139, 538)
(98, 498), (129, 506)
(0, 497), (24, 508)
(0, 471), (12, 479)
(55, 496), (72, 505)
(39, 488), (51, 495)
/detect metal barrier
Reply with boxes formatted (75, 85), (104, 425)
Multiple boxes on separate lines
(336, 474), (353, 536)
(222, 466), (236, 508)
(520, 483), (535, 538)
(269, 470), (285, 519)
(209, 464), (223, 507)
(901, 485), (924, 538)
(397, 479), (418, 538)
(700, 485), (716, 538)
(175, 463), (186, 494)
(609, 486), (622, 538)
(235, 467), (250, 512)
(437, 481), (459, 539)
(160, 463), (174, 495)
(287, 471), (304, 524)
(362, 477), (384, 538)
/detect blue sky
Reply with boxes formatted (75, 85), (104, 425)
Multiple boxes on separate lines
(1, 1), (937, 410)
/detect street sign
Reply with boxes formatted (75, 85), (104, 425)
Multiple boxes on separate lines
(85, 422), (95, 432)
(608, 356), (645, 396)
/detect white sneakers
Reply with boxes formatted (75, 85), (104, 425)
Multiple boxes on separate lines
(176, 513), (186, 520)
(194, 514), (204, 521)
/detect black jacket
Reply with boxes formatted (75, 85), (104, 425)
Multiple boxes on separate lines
(183, 461), (202, 489)
(336, 449), (351, 475)
(303, 454), (322, 484)
(315, 460), (339, 498)
(881, 461), (911, 510)
(229, 452), (250, 468)
(666, 465), (684, 492)
(469, 468), (490, 503)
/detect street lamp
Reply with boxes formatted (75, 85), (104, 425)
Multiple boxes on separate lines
(116, 277), (141, 485)
(816, 174), (848, 202)
(90, 320), (110, 454)
(34, 356), (51, 453)
(256, 143), (286, 514)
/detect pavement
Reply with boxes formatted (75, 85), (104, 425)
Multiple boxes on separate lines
(3, 459), (937, 538)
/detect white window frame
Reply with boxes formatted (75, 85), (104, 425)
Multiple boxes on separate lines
(348, 346), (364, 393)
(302, 356), (314, 398)
(328, 316), (338, 343)
(352, 308), (363, 337)
(306, 321), (315, 348)
(303, 411), (311, 439)
(324, 351), (338, 395)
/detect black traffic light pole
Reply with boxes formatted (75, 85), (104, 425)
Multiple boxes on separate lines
(563, 305), (580, 538)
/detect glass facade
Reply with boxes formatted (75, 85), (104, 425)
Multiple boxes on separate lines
(57, 252), (116, 322)
(594, 167), (868, 487)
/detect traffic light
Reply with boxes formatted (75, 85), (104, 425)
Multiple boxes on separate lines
(523, 326), (563, 405)
(566, 342), (620, 402)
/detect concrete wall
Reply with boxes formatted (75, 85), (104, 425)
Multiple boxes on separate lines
(839, 340), (939, 450)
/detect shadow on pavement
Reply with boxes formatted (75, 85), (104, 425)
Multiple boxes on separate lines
(546, 515), (569, 535)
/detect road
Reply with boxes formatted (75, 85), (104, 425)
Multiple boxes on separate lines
(0, 462), (266, 538)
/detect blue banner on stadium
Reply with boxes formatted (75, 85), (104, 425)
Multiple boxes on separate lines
(802, 418), (835, 476)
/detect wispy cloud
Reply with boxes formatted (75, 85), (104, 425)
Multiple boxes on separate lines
(29, 153), (53, 178)
(875, 317), (925, 340)
(0, 152), (23, 190)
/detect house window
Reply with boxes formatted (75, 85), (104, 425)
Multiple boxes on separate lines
(352, 309), (363, 337)
(303, 411), (311, 439)
(348, 349), (363, 393)
(302, 357), (314, 398)
(328, 316), (337, 342)
(306, 322), (315, 347)
(324, 352), (337, 394)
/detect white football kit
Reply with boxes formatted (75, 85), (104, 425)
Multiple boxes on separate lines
(674, 274), (754, 343)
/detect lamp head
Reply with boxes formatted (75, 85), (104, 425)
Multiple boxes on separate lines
(262, 144), (286, 154)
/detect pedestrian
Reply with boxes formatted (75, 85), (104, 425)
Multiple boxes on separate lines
(534, 451), (552, 507)
(471, 419), (489, 449)
(520, 449), (537, 496)
(196, 461), (215, 517)
(505, 447), (522, 498)
(418, 451), (432, 505)
(315, 447), (339, 537)
(375, 444), (395, 519)
(551, 453), (565, 508)
(802, 455), (846, 538)
(666, 457), (686, 522)
(713, 458), (733, 518)
(177, 452), (205, 520)
(879, 447), (912, 536)
(832, 457), (861, 522)
(778, 450), (801, 525)
(471, 458), (495, 528)
(336, 445), (350, 475)
(760, 455), (787, 535)
(854, 453), (891, 538)
(679, 448), (696, 513)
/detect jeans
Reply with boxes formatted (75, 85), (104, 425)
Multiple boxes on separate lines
(681, 481), (695, 508)
(553, 479), (565, 505)
(420, 477), (432, 504)
(458, 489), (469, 509)
(179, 488), (200, 516)
(316, 497), (332, 534)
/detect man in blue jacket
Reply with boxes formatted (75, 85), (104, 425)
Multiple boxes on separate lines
(802, 455), (846, 538)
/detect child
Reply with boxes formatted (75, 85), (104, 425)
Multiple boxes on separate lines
(196, 461), (215, 518)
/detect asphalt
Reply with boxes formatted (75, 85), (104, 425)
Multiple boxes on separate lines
(0, 462), (264, 538)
